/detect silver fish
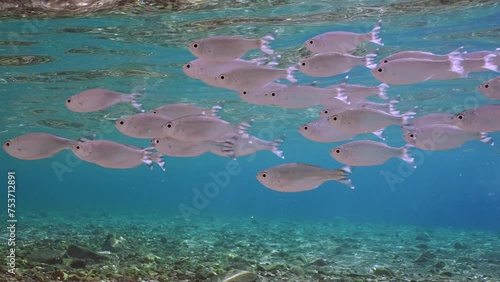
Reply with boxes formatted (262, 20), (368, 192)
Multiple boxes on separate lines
(162, 115), (252, 142)
(299, 52), (376, 77)
(330, 140), (415, 167)
(328, 107), (415, 140)
(319, 98), (399, 118)
(151, 103), (221, 119)
(188, 35), (274, 61)
(115, 113), (173, 139)
(451, 104), (500, 132)
(182, 57), (267, 80)
(299, 118), (356, 143)
(65, 88), (144, 113)
(403, 124), (494, 150)
(263, 83), (348, 109)
(256, 163), (353, 192)
(371, 56), (464, 85)
(152, 137), (233, 158)
(305, 20), (383, 54)
(407, 113), (456, 128)
(477, 76), (500, 100)
(216, 65), (297, 91)
(378, 48), (462, 64)
(3, 133), (85, 160)
(71, 140), (165, 170)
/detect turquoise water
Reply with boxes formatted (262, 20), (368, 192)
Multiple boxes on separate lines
(1, 1), (500, 281)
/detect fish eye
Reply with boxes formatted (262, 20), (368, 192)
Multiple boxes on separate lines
(383, 59), (388, 63)
(323, 110), (329, 115)
(67, 99), (71, 103)
(165, 122), (172, 128)
(119, 120), (124, 125)
(192, 43), (199, 49)
(242, 91), (247, 95)
(5, 142), (9, 147)
(309, 40), (314, 44)
(219, 75), (225, 80)
(409, 133), (415, 138)
(154, 139), (160, 144)
(331, 116), (338, 121)
(334, 149), (340, 154)
(457, 114), (464, 120)
(377, 68), (383, 73)
(261, 173), (267, 178)
(484, 84), (489, 88)
(152, 110), (157, 114)
(75, 145), (80, 150)
(185, 64), (191, 69)
(271, 92), (276, 97)
(301, 62), (306, 66)
(303, 126), (308, 130)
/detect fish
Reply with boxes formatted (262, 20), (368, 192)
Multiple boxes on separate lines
(71, 140), (165, 170)
(262, 83), (348, 109)
(162, 115), (252, 142)
(65, 88), (144, 113)
(403, 124), (494, 150)
(238, 83), (287, 105)
(477, 76), (500, 100)
(378, 47), (462, 64)
(187, 34), (274, 61)
(256, 163), (353, 192)
(115, 113), (173, 139)
(463, 50), (499, 73)
(319, 98), (399, 118)
(299, 118), (356, 143)
(299, 52), (376, 77)
(305, 20), (383, 54)
(3, 133), (87, 160)
(151, 103), (221, 119)
(151, 136), (234, 158)
(216, 65), (297, 91)
(371, 56), (465, 85)
(407, 113), (456, 128)
(211, 133), (284, 159)
(325, 79), (389, 102)
(182, 57), (267, 80)
(329, 140), (415, 167)
(328, 107), (416, 140)
(451, 104), (500, 132)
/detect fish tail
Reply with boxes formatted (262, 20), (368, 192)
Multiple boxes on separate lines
(286, 66), (298, 83)
(334, 75), (349, 104)
(221, 136), (238, 160)
(448, 52), (465, 76)
(387, 96), (400, 114)
(210, 105), (222, 119)
(364, 53), (377, 69)
(260, 31), (276, 55)
(401, 107), (417, 127)
(266, 53), (281, 67)
(271, 133), (285, 159)
(480, 132), (494, 146)
(400, 144), (416, 168)
(369, 20), (383, 46)
(372, 129), (386, 141)
(151, 152), (166, 171)
(377, 83), (389, 100)
(238, 119), (253, 135)
(129, 89), (145, 112)
(482, 54), (498, 72)
(333, 166), (354, 189)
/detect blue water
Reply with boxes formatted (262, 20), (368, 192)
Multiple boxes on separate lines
(1, 1), (500, 280)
